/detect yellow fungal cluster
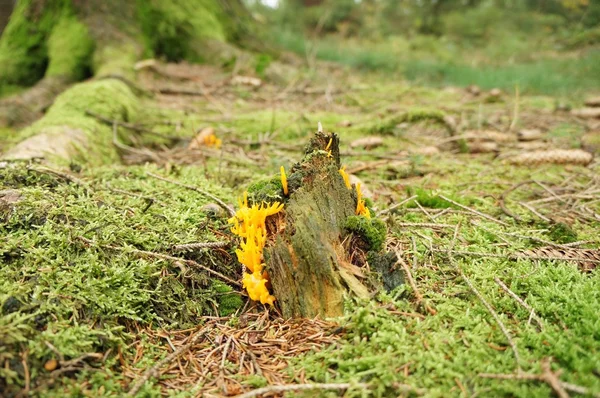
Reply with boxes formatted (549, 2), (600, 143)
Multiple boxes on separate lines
(203, 132), (222, 148)
(280, 166), (288, 195)
(355, 183), (371, 218)
(339, 166), (351, 189)
(229, 192), (283, 305)
(339, 166), (371, 218)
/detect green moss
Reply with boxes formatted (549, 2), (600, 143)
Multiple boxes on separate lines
(406, 187), (453, 209)
(211, 281), (243, 316)
(344, 215), (387, 251)
(0, 163), (239, 394)
(137, 0), (227, 62)
(0, 0), (73, 87)
(45, 16), (94, 80)
(545, 222), (578, 244)
(247, 175), (285, 204)
(368, 108), (447, 134)
(17, 79), (139, 164)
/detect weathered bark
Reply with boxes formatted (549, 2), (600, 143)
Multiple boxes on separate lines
(264, 132), (401, 318)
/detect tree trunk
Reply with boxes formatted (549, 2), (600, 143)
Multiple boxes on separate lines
(0, 0), (254, 162)
(261, 131), (403, 318)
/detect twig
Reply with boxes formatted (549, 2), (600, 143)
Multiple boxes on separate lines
(393, 248), (436, 316)
(86, 110), (183, 141)
(232, 382), (368, 398)
(146, 171), (235, 217)
(172, 241), (229, 252)
(27, 166), (91, 193)
(112, 122), (161, 163)
(480, 358), (597, 397)
(439, 195), (509, 226)
(127, 327), (209, 396)
(77, 236), (241, 287)
(509, 85), (520, 132)
(430, 248), (600, 265)
(378, 195), (417, 216)
(395, 222), (454, 229)
(518, 201), (551, 222)
(493, 277), (544, 331)
(447, 225), (522, 372)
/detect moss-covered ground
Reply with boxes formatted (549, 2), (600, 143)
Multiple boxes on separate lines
(1, 60), (599, 397)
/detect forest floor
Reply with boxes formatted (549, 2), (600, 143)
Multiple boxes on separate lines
(1, 58), (600, 397)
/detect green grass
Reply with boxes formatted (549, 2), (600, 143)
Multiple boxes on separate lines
(274, 29), (600, 96)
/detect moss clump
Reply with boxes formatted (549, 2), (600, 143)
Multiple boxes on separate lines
(406, 187), (453, 209)
(45, 16), (94, 80)
(368, 108), (447, 134)
(211, 281), (243, 316)
(247, 175), (285, 204)
(344, 215), (387, 252)
(137, 0), (227, 62)
(16, 79), (139, 164)
(545, 222), (578, 244)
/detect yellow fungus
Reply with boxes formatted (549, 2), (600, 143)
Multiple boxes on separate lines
(228, 192), (283, 305)
(339, 166), (351, 189)
(280, 166), (288, 195)
(355, 183), (371, 219)
(325, 137), (333, 151)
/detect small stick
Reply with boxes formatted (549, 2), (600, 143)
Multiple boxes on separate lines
(431, 248), (600, 265)
(86, 110), (183, 141)
(378, 195), (418, 216)
(28, 166), (91, 193)
(493, 277), (544, 331)
(172, 241), (229, 252)
(77, 237), (240, 287)
(480, 359), (596, 397)
(396, 222), (454, 229)
(127, 328), (209, 396)
(448, 225), (522, 372)
(394, 249), (436, 316)
(518, 201), (550, 222)
(232, 382), (368, 398)
(147, 171), (235, 217)
(439, 195), (509, 226)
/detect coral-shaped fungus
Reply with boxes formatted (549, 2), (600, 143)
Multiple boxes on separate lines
(280, 166), (288, 195)
(339, 166), (371, 218)
(229, 192), (283, 305)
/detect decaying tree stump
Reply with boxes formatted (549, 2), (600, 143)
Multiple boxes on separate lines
(253, 130), (403, 318)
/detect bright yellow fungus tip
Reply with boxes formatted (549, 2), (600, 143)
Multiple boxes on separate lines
(229, 191), (283, 305)
(203, 132), (222, 148)
(339, 166), (351, 189)
(325, 137), (333, 151)
(355, 183), (371, 219)
(280, 166), (288, 195)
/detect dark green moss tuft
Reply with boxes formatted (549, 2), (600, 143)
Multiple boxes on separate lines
(546, 222), (578, 244)
(247, 175), (284, 204)
(406, 187), (453, 209)
(211, 281), (243, 316)
(344, 215), (387, 252)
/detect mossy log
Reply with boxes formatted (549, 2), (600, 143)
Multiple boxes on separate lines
(0, 0), (255, 162)
(263, 131), (403, 318)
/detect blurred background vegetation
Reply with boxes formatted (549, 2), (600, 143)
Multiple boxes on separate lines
(245, 0), (600, 96)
